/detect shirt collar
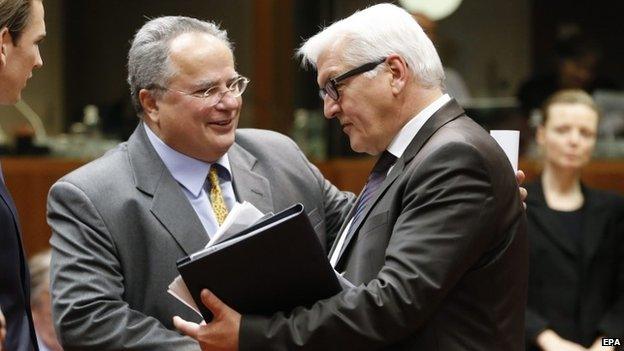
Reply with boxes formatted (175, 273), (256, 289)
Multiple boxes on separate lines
(143, 123), (232, 197)
(386, 94), (451, 158)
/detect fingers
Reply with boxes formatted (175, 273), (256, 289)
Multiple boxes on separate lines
(173, 316), (200, 339)
(200, 289), (227, 319)
(0, 307), (5, 348)
(515, 170), (526, 185)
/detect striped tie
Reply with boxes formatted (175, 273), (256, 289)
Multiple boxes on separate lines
(348, 151), (397, 230)
(208, 164), (229, 225)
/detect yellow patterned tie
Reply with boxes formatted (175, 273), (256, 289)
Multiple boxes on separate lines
(208, 164), (229, 225)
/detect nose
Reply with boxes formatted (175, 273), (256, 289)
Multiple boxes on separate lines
(323, 97), (340, 120)
(34, 47), (43, 69)
(568, 129), (581, 146)
(214, 90), (240, 110)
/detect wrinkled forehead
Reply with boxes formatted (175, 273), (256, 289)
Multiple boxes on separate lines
(315, 40), (349, 86)
(168, 32), (235, 80)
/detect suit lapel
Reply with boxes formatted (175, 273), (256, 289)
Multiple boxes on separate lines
(228, 142), (274, 215)
(527, 182), (579, 257)
(334, 159), (404, 263)
(0, 165), (32, 306)
(334, 99), (465, 266)
(128, 124), (208, 256)
(0, 174), (20, 223)
(580, 187), (610, 269)
(327, 203), (356, 259)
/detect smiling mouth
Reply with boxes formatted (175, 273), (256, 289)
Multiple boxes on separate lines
(210, 119), (232, 127)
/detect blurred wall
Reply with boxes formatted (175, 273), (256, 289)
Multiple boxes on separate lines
(63, 0), (253, 138)
(1, 0), (534, 142)
(333, 0), (531, 98)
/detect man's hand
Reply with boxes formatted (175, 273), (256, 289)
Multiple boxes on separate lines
(1, 306), (6, 351)
(516, 170), (528, 209)
(588, 336), (615, 351)
(173, 289), (241, 351)
(536, 329), (586, 351)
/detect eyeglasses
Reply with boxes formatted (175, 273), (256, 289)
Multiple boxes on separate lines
(150, 75), (250, 106)
(319, 57), (386, 101)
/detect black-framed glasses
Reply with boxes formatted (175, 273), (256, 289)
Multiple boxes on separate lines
(149, 75), (250, 107)
(319, 57), (386, 101)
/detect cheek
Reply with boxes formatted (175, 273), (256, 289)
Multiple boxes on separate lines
(543, 136), (565, 155)
(17, 50), (35, 76)
(581, 139), (597, 154)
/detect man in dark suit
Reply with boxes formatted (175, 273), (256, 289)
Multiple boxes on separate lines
(47, 16), (354, 350)
(0, 0), (45, 350)
(174, 3), (528, 350)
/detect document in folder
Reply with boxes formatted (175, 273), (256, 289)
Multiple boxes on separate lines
(176, 203), (341, 321)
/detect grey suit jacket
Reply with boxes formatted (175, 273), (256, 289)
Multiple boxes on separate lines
(47, 124), (354, 350)
(240, 100), (529, 350)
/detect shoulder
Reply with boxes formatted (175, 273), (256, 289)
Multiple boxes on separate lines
(423, 116), (506, 170)
(234, 128), (303, 161)
(235, 128), (298, 149)
(584, 186), (624, 211)
(53, 142), (132, 194)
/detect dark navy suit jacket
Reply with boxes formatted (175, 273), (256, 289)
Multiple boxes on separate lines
(0, 164), (38, 351)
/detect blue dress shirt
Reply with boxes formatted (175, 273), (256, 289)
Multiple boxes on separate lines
(144, 124), (237, 237)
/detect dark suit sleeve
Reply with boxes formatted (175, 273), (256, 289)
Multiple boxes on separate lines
(597, 200), (624, 339)
(48, 181), (200, 351)
(239, 143), (501, 350)
(525, 308), (550, 344)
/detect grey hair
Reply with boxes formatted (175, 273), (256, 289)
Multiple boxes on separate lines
(297, 3), (444, 88)
(127, 16), (232, 116)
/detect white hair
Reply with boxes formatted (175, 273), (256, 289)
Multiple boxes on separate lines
(297, 3), (444, 88)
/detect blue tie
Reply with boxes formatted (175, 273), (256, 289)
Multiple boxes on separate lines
(349, 151), (397, 231)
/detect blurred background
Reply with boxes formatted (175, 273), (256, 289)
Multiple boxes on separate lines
(1, 0), (624, 255)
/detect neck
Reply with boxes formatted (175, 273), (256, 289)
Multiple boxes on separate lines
(398, 86), (443, 126)
(541, 163), (582, 196)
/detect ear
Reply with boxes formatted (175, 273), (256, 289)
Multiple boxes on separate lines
(139, 89), (160, 124)
(0, 27), (12, 68)
(386, 54), (409, 95)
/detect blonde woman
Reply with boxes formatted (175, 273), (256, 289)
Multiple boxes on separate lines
(526, 90), (624, 351)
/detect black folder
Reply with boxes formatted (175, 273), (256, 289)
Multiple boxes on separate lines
(176, 203), (341, 321)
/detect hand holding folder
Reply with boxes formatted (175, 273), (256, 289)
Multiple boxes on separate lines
(174, 203), (342, 321)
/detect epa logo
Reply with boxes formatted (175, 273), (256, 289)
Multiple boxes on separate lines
(602, 337), (622, 346)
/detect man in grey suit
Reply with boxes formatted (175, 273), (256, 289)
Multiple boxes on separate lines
(175, 4), (528, 350)
(47, 16), (354, 350)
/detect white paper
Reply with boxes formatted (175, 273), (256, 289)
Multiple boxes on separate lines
(206, 201), (265, 248)
(490, 130), (519, 172)
(167, 275), (202, 317)
(168, 201), (265, 315)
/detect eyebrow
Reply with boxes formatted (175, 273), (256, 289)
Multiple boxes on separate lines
(190, 79), (218, 90)
(191, 75), (240, 90)
(318, 75), (330, 89)
(318, 68), (339, 88)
